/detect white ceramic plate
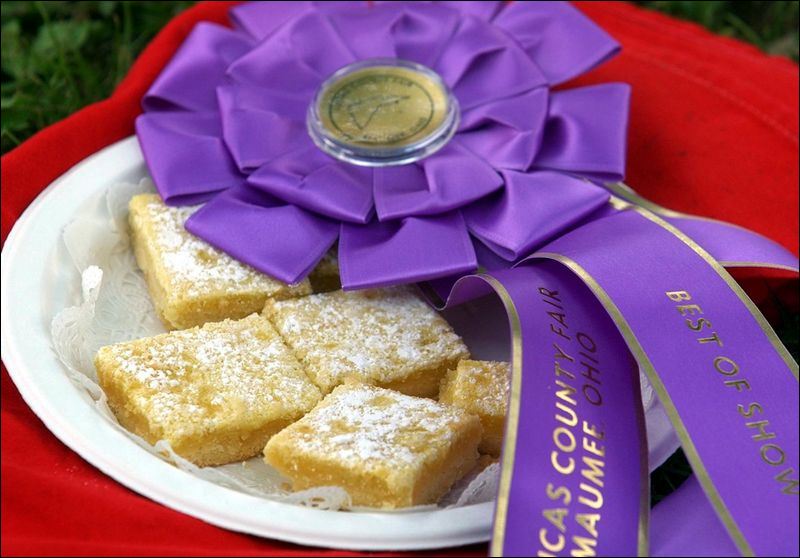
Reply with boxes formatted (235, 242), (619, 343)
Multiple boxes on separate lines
(1, 136), (679, 551)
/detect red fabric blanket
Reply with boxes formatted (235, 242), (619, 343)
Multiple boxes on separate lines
(1, 2), (797, 555)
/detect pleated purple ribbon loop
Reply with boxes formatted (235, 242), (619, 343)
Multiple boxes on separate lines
(247, 141), (374, 224)
(491, 1), (620, 86)
(533, 84), (631, 182)
(373, 141), (503, 221)
(142, 22), (253, 112)
(339, 211), (478, 290)
(463, 171), (610, 261)
(185, 185), (339, 284)
(135, 111), (245, 205)
(457, 87), (549, 171)
(136, 2), (800, 556)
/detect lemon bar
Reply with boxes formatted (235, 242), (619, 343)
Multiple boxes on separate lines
(129, 194), (311, 330)
(308, 248), (341, 293)
(439, 360), (509, 457)
(264, 384), (482, 508)
(95, 314), (321, 466)
(263, 288), (470, 397)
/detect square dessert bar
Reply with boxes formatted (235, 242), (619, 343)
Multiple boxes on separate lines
(439, 360), (510, 457)
(264, 384), (482, 508)
(263, 287), (470, 397)
(95, 314), (321, 466)
(129, 194), (311, 330)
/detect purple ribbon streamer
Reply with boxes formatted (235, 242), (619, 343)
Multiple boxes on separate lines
(438, 202), (798, 556)
(449, 264), (647, 556)
(651, 476), (738, 557)
(535, 205), (798, 556)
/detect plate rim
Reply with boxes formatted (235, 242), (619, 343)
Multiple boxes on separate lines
(0, 136), (495, 551)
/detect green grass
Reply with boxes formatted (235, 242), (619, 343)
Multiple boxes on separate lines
(1, 0), (798, 508)
(1, 1), (191, 152)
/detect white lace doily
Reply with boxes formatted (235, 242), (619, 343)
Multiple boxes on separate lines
(49, 178), (500, 512)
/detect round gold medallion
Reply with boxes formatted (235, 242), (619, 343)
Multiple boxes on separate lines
(308, 59), (459, 166)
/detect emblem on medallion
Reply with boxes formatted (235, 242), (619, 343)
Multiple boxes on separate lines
(308, 59), (459, 166)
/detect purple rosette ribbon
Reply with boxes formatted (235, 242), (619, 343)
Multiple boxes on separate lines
(136, 0), (628, 288)
(137, 2), (799, 556)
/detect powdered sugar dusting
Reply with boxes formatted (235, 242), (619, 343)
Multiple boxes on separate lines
(264, 288), (470, 392)
(280, 384), (471, 468)
(96, 315), (320, 433)
(139, 195), (307, 298)
(443, 360), (510, 417)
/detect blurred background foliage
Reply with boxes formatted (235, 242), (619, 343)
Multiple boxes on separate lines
(1, 0), (798, 508)
(638, 0), (799, 59)
(2, 1), (798, 154)
(2, 1), (192, 153)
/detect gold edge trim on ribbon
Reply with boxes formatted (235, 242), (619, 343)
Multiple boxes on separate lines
(608, 182), (800, 259)
(605, 182), (800, 273)
(717, 261), (800, 273)
(606, 182), (750, 231)
(627, 203), (800, 381)
(606, 182), (686, 218)
(634, 360), (651, 558)
(481, 275), (523, 558)
(532, 250), (756, 557)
